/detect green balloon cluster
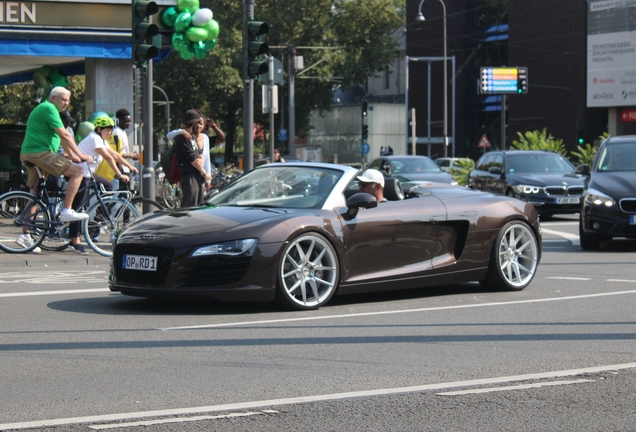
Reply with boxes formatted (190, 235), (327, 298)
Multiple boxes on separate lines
(32, 65), (70, 98)
(160, 0), (219, 60)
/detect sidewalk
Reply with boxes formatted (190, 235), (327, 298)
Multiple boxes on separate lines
(0, 248), (111, 269)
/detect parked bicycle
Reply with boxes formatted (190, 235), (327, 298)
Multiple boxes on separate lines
(0, 162), (140, 256)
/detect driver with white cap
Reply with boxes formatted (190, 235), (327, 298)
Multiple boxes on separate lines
(357, 169), (386, 202)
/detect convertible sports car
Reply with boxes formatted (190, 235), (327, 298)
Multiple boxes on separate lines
(109, 163), (542, 310)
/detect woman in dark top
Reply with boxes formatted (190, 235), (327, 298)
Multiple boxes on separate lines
(174, 110), (212, 207)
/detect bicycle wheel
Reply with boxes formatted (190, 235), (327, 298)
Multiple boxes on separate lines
(39, 196), (72, 251)
(0, 191), (49, 253)
(82, 197), (140, 257)
(160, 182), (181, 209)
(131, 197), (164, 215)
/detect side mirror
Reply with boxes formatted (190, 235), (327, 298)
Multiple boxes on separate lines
(345, 192), (378, 218)
(575, 164), (590, 175)
(488, 166), (502, 175)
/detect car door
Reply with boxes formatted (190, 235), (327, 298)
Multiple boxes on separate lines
(469, 154), (494, 190)
(340, 196), (447, 283)
(485, 153), (506, 194)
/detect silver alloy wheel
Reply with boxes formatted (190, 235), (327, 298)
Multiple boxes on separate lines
(279, 234), (339, 309)
(496, 222), (538, 288)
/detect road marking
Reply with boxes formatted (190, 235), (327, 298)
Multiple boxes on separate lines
(89, 410), (278, 430)
(158, 289), (636, 331)
(607, 279), (636, 283)
(540, 228), (580, 246)
(2, 363), (635, 431)
(546, 277), (592, 281)
(0, 288), (109, 298)
(437, 379), (594, 396)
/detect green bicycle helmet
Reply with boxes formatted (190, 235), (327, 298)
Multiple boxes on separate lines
(93, 116), (115, 128)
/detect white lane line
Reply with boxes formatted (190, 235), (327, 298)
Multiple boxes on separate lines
(0, 288), (109, 298)
(608, 279), (636, 283)
(540, 227), (580, 246)
(437, 379), (594, 396)
(2, 363), (635, 431)
(158, 289), (636, 331)
(545, 277), (592, 281)
(89, 410), (278, 430)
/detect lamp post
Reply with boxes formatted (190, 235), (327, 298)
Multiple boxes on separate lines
(416, 0), (447, 157)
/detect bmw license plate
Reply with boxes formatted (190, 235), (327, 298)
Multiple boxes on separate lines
(556, 197), (580, 204)
(122, 254), (157, 271)
(631, 215), (636, 225)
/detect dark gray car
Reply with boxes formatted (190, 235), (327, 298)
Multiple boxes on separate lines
(367, 155), (457, 190)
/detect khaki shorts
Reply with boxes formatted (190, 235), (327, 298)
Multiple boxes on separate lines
(21, 151), (72, 190)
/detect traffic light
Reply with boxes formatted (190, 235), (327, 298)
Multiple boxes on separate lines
(577, 129), (585, 145)
(245, 20), (269, 79)
(132, 0), (159, 66)
(362, 101), (368, 116)
(362, 124), (369, 140)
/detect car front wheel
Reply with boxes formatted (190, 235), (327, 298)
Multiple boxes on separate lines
(480, 221), (539, 291)
(276, 233), (339, 310)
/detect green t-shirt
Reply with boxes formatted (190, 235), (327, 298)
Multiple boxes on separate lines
(21, 100), (64, 154)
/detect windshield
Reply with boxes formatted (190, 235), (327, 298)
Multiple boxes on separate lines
(390, 157), (441, 174)
(507, 153), (575, 173)
(207, 166), (343, 209)
(597, 142), (636, 172)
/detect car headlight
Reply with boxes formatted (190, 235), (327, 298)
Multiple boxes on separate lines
(584, 188), (615, 207)
(190, 238), (258, 257)
(513, 185), (541, 194)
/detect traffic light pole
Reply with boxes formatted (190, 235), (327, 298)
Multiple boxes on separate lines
(288, 44), (296, 158)
(141, 61), (155, 212)
(243, 0), (255, 172)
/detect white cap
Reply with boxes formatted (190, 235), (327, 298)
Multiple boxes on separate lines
(357, 169), (385, 187)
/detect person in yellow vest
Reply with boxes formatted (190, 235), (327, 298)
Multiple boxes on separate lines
(94, 109), (139, 190)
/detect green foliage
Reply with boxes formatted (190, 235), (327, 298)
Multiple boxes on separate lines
(510, 128), (567, 156)
(570, 133), (608, 166)
(153, 0), (404, 159)
(450, 158), (475, 187)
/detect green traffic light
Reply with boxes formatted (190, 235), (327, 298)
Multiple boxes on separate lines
(517, 88), (522, 94)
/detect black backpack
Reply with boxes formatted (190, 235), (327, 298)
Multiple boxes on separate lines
(159, 145), (176, 180)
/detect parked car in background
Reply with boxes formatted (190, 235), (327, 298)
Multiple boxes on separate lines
(577, 135), (636, 250)
(468, 150), (586, 217)
(435, 157), (472, 173)
(367, 155), (457, 190)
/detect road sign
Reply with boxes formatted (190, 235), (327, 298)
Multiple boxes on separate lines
(478, 134), (491, 148)
(480, 67), (528, 94)
(621, 110), (636, 122)
(279, 128), (288, 141)
(361, 143), (370, 154)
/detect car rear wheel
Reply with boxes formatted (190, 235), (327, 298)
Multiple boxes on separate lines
(579, 217), (602, 250)
(276, 233), (339, 310)
(480, 220), (539, 291)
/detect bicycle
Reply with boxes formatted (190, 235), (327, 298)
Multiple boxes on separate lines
(0, 162), (140, 256)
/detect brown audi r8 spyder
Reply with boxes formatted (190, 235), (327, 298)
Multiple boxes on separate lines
(109, 163), (542, 310)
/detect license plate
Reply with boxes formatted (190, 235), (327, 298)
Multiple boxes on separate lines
(556, 197), (580, 204)
(122, 254), (158, 271)
(631, 215), (636, 225)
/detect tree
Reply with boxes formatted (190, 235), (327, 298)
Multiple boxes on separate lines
(153, 0), (404, 161)
(510, 128), (567, 156)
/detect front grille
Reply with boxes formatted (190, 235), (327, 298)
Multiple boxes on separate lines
(181, 256), (252, 287)
(567, 186), (584, 196)
(620, 198), (636, 213)
(113, 244), (174, 286)
(544, 186), (566, 196)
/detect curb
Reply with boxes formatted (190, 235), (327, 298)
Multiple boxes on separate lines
(1, 252), (110, 269)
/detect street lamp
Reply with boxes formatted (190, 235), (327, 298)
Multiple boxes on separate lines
(416, 0), (448, 157)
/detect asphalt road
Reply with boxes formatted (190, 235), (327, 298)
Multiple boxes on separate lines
(1, 214), (635, 431)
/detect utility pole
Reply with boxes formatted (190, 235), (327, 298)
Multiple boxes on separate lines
(243, 0), (255, 171)
(288, 44), (296, 158)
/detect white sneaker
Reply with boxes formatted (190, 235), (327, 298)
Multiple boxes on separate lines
(16, 234), (42, 254)
(59, 210), (89, 222)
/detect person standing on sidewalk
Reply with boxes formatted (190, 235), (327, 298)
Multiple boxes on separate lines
(19, 86), (94, 253)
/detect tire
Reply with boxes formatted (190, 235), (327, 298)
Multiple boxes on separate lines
(276, 233), (339, 310)
(480, 220), (539, 291)
(579, 217), (601, 251)
(160, 182), (181, 209)
(0, 191), (48, 253)
(39, 196), (71, 251)
(131, 197), (164, 215)
(82, 197), (139, 257)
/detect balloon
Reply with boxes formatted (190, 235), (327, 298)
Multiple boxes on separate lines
(160, 6), (179, 27)
(76, 121), (95, 141)
(88, 111), (110, 123)
(32, 71), (49, 89)
(49, 69), (69, 87)
(180, 46), (195, 60)
(193, 41), (207, 59)
(174, 12), (192, 33)
(172, 32), (190, 52)
(177, 0), (199, 14)
(191, 8), (212, 26)
(185, 26), (208, 42)
(202, 19), (219, 41)
(203, 39), (217, 51)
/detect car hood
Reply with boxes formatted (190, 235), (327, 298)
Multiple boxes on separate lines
(590, 171), (636, 197)
(118, 206), (303, 246)
(394, 172), (454, 184)
(506, 172), (585, 186)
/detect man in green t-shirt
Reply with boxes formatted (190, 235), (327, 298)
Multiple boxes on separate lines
(18, 87), (95, 252)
